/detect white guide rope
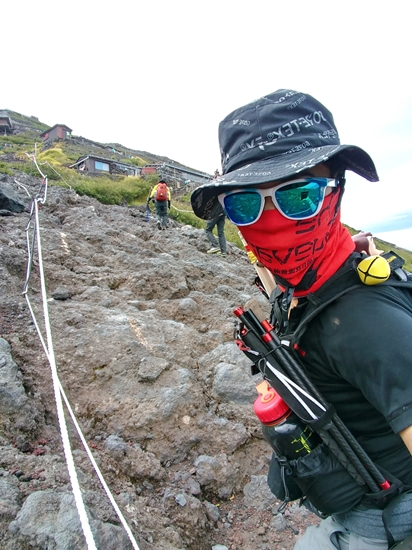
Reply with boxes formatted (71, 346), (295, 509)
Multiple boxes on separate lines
(22, 175), (140, 549)
(25, 197), (97, 550)
(170, 204), (193, 213)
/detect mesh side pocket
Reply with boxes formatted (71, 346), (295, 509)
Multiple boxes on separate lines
(267, 444), (367, 514)
(267, 453), (303, 503)
(288, 443), (365, 515)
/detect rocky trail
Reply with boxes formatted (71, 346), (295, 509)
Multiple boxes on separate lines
(0, 173), (318, 549)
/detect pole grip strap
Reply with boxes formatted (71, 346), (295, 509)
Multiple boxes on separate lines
(308, 405), (336, 431)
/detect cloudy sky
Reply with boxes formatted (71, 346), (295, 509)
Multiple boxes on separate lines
(3, 1), (412, 249)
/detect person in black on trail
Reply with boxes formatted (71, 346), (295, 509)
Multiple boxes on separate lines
(191, 89), (412, 549)
(205, 201), (227, 256)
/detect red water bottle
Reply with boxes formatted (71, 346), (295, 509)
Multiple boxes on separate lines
(254, 381), (321, 459)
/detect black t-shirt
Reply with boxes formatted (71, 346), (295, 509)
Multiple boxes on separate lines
(295, 283), (412, 485)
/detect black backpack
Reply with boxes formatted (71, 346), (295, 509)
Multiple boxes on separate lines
(236, 251), (412, 545)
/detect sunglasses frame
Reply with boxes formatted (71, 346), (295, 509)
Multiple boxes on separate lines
(218, 177), (338, 225)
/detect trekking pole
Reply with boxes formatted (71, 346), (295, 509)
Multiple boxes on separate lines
(234, 307), (391, 494)
(250, 305), (391, 493)
(238, 318), (383, 493)
(262, 322), (390, 493)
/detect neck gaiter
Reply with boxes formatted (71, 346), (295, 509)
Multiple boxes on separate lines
(239, 190), (355, 296)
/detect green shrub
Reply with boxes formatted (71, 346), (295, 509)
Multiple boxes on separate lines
(69, 174), (154, 205)
(174, 190), (192, 203)
(38, 164), (61, 180)
(0, 162), (13, 175)
(127, 156), (148, 167)
(0, 135), (34, 146)
(38, 147), (71, 165)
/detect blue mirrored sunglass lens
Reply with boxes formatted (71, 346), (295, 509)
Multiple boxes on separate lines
(224, 192), (262, 224)
(274, 182), (322, 219)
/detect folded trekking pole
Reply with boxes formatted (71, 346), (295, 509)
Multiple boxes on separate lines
(234, 306), (392, 496)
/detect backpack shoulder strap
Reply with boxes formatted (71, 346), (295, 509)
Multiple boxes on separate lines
(273, 252), (412, 344)
(291, 254), (363, 342)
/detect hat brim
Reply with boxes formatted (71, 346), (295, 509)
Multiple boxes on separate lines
(191, 144), (378, 219)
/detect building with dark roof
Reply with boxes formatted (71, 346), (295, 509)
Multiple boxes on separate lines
(70, 155), (141, 176)
(40, 124), (72, 142)
(0, 111), (13, 134)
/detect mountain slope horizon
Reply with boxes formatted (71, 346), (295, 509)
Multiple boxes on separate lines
(1, 108), (209, 174)
(1, 106), (411, 266)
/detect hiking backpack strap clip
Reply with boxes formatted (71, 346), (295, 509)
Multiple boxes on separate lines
(269, 285), (295, 335)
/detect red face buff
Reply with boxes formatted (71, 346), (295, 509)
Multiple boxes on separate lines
(239, 190), (355, 295)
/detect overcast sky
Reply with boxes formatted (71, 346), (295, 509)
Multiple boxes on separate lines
(3, 1), (412, 249)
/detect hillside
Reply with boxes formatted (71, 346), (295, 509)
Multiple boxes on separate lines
(1, 111), (412, 550)
(0, 171), (321, 549)
(1, 109), (204, 173)
(1, 108), (411, 270)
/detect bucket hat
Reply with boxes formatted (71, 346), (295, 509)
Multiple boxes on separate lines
(191, 89), (379, 219)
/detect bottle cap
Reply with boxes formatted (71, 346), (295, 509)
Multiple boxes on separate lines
(253, 381), (290, 423)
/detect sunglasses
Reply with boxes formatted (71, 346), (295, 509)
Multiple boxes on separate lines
(218, 177), (338, 226)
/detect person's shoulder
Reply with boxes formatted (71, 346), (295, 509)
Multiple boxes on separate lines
(325, 280), (409, 307)
(317, 281), (412, 333)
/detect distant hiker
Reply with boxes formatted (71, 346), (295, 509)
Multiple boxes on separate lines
(205, 202), (227, 256)
(147, 179), (171, 230)
(191, 89), (412, 549)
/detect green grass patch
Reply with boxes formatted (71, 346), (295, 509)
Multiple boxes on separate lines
(70, 174), (155, 205)
(0, 161), (14, 175)
(0, 135), (36, 147)
(38, 146), (71, 166)
(174, 190), (192, 203)
(224, 220), (244, 249)
(169, 200), (205, 228)
(127, 156), (148, 167)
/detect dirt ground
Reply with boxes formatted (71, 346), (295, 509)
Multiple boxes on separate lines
(208, 498), (319, 549)
(0, 176), (322, 549)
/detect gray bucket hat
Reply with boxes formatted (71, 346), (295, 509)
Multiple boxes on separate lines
(191, 89), (379, 219)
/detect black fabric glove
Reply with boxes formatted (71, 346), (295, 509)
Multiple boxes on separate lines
(168, 201), (171, 209)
